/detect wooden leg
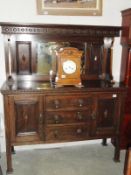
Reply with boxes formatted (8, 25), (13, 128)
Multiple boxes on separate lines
(113, 138), (120, 162)
(124, 148), (129, 175)
(4, 96), (13, 174)
(102, 138), (108, 146)
(5, 125), (13, 173)
(0, 165), (3, 175)
(6, 144), (13, 174)
(11, 146), (15, 155)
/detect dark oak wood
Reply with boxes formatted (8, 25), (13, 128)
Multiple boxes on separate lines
(0, 23), (126, 174)
(120, 8), (131, 149)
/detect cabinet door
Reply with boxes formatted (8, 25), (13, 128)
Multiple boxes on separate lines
(10, 95), (44, 143)
(92, 93), (119, 137)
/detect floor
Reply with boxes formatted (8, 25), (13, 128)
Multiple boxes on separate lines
(0, 142), (125, 175)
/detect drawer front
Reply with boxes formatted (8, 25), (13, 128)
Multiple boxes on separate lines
(45, 111), (91, 125)
(45, 95), (93, 111)
(45, 124), (89, 142)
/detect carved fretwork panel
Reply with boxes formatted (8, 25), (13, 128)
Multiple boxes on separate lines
(16, 41), (32, 75)
(1, 25), (120, 37)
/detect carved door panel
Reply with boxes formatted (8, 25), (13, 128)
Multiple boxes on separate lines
(9, 95), (44, 143)
(92, 93), (119, 137)
(16, 41), (32, 75)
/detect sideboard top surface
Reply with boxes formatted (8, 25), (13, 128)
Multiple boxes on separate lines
(0, 80), (127, 95)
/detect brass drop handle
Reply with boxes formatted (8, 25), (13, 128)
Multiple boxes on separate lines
(104, 110), (108, 118)
(76, 128), (82, 134)
(54, 130), (59, 138)
(78, 99), (84, 107)
(54, 100), (60, 109)
(91, 112), (96, 120)
(24, 114), (28, 128)
(24, 114), (28, 121)
(54, 115), (60, 124)
(39, 113), (43, 124)
(77, 112), (83, 120)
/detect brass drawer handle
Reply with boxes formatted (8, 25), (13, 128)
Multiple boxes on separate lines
(39, 113), (43, 124)
(54, 115), (61, 124)
(78, 99), (84, 107)
(54, 100), (60, 109)
(104, 110), (108, 118)
(54, 130), (59, 138)
(77, 112), (83, 120)
(76, 128), (82, 134)
(24, 114), (28, 121)
(91, 112), (96, 120)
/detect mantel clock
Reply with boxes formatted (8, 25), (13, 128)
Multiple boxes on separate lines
(55, 47), (83, 87)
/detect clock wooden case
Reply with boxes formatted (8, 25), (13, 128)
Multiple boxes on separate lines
(55, 47), (83, 87)
(0, 23), (127, 174)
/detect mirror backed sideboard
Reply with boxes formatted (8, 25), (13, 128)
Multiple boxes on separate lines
(0, 23), (127, 173)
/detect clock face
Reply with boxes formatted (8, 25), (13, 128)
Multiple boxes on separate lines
(63, 60), (77, 74)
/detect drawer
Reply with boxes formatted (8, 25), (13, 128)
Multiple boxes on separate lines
(45, 95), (93, 111)
(45, 111), (91, 125)
(45, 124), (89, 142)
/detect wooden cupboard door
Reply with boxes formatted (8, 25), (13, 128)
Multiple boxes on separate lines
(10, 95), (44, 143)
(92, 93), (119, 137)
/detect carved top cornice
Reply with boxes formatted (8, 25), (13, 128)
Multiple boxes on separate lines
(0, 23), (121, 37)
